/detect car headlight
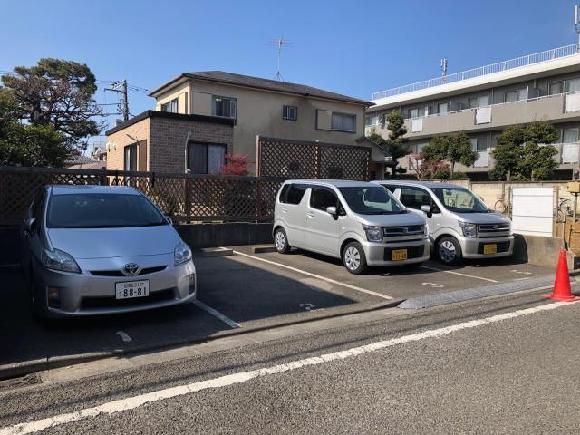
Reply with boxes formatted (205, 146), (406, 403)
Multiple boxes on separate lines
(459, 222), (477, 238)
(42, 248), (81, 273)
(363, 225), (383, 242)
(174, 242), (192, 266)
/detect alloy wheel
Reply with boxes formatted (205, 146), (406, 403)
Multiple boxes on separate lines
(275, 231), (286, 251)
(344, 246), (361, 271)
(439, 240), (456, 263)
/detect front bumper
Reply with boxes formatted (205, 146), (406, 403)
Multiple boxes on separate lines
(36, 258), (197, 317)
(363, 237), (431, 266)
(459, 235), (514, 258)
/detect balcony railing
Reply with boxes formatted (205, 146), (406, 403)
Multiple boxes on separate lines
(372, 44), (579, 101)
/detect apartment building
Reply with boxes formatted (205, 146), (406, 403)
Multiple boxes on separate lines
(366, 44), (580, 179)
(149, 71), (379, 175)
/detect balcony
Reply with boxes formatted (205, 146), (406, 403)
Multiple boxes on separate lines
(395, 93), (580, 139)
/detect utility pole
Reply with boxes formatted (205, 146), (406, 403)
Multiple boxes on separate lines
(105, 80), (129, 122)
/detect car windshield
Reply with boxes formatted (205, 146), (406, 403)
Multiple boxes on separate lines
(431, 187), (489, 213)
(46, 193), (168, 228)
(339, 186), (407, 215)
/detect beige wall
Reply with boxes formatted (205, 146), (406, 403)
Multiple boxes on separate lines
(107, 118), (150, 171)
(154, 80), (366, 174)
(155, 81), (190, 114)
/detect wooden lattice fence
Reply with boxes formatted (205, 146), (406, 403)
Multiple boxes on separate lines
(256, 136), (371, 180)
(0, 167), (285, 226)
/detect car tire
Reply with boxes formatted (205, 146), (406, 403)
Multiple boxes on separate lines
(437, 236), (462, 265)
(274, 227), (291, 254)
(342, 241), (368, 275)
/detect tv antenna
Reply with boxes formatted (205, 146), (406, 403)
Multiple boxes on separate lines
(273, 37), (290, 81)
(575, 5), (580, 51)
(440, 57), (448, 77)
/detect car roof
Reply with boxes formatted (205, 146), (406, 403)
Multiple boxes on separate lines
(284, 179), (378, 188)
(48, 185), (143, 195)
(372, 180), (466, 190)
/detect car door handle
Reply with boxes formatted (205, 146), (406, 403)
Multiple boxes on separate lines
(306, 212), (314, 218)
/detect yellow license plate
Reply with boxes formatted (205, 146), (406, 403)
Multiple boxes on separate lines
(392, 249), (408, 261)
(483, 244), (497, 255)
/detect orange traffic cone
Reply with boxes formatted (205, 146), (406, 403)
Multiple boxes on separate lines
(544, 249), (579, 302)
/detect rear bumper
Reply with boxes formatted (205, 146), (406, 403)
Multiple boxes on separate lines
(460, 236), (514, 258)
(35, 260), (197, 318)
(363, 238), (430, 266)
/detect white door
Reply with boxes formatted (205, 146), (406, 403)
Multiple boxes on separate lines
(279, 184), (309, 248)
(304, 187), (340, 256)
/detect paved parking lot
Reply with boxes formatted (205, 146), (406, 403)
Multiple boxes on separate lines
(0, 246), (555, 372)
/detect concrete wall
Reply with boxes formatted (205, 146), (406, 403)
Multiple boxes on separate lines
(153, 80), (367, 174)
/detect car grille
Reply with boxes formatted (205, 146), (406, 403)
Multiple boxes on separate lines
(383, 245), (426, 261)
(81, 288), (176, 309)
(477, 241), (511, 254)
(477, 224), (510, 235)
(383, 225), (424, 237)
(90, 266), (167, 277)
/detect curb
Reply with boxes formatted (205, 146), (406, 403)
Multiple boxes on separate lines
(251, 245), (277, 254)
(195, 247), (234, 257)
(400, 275), (558, 309)
(0, 300), (401, 381)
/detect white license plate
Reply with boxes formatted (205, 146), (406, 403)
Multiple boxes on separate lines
(115, 281), (150, 300)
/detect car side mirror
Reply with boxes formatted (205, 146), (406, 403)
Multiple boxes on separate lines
(420, 205), (432, 218)
(326, 206), (338, 219)
(24, 217), (35, 234)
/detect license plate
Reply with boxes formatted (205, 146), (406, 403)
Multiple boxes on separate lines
(115, 280), (150, 299)
(392, 249), (408, 261)
(483, 244), (498, 255)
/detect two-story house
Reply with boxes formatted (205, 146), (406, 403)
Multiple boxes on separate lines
(366, 44), (580, 179)
(148, 71), (376, 175)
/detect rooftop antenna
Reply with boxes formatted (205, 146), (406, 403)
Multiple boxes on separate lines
(440, 57), (448, 77)
(273, 37), (290, 81)
(575, 5), (580, 52)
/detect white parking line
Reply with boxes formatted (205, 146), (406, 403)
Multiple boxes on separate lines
(4, 300), (577, 435)
(421, 265), (499, 283)
(192, 300), (241, 329)
(230, 249), (393, 301)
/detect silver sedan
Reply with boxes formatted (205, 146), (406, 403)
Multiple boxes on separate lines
(21, 185), (196, 318)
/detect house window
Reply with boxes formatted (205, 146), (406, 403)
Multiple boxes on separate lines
(550, 81), (564, 95)
(409, 108), (419, 119)
(212, 96), (237, 119)
(505, 89), (527, 103)
(438, 102), (449, 115)
(160, 98), (178, 113)
(365, 114), (379, 126)
(187, 141), (226, 174)
(123, 144), (137, 171)
(331, 112), (356, 132)
(283, 105), (297, 121)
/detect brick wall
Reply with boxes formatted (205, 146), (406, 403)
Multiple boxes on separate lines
(106, 112), (234, 173)
(106, 118), (150, 170)
(149, 117), (233, 173)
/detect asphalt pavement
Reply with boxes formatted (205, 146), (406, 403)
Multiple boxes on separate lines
(1, 291), (580, 434)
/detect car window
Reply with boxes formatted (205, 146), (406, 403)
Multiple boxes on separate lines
(282, 184), (307, 205)
(46, 193), (168, 228)
(339, 186), (406, 215)
(310, 187), (338, 211)
(431, 187), (489, 213)
(399, 187), (432, 210)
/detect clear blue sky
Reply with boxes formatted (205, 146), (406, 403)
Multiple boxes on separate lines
(0, 0), (578, 140)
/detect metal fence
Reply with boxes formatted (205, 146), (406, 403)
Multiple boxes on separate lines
(372, 44), (579, 100)
(0, 167), (285, 226)
(256, 136), (371, 180)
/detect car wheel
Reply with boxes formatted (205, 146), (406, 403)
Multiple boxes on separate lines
(437, 236), (462, 265)
(274, 227), (291, 254)
(342, 241), (368, 275)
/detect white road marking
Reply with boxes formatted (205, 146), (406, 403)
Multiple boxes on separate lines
(421, 282), (444, 288)
(511, 269), (533, 276)
(230, 249), (393, 301)
(115, 331), (132, 343)
(192, 300), (240, 329)
(421, 265), (499, 283)
(3, 300), (578, 435)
